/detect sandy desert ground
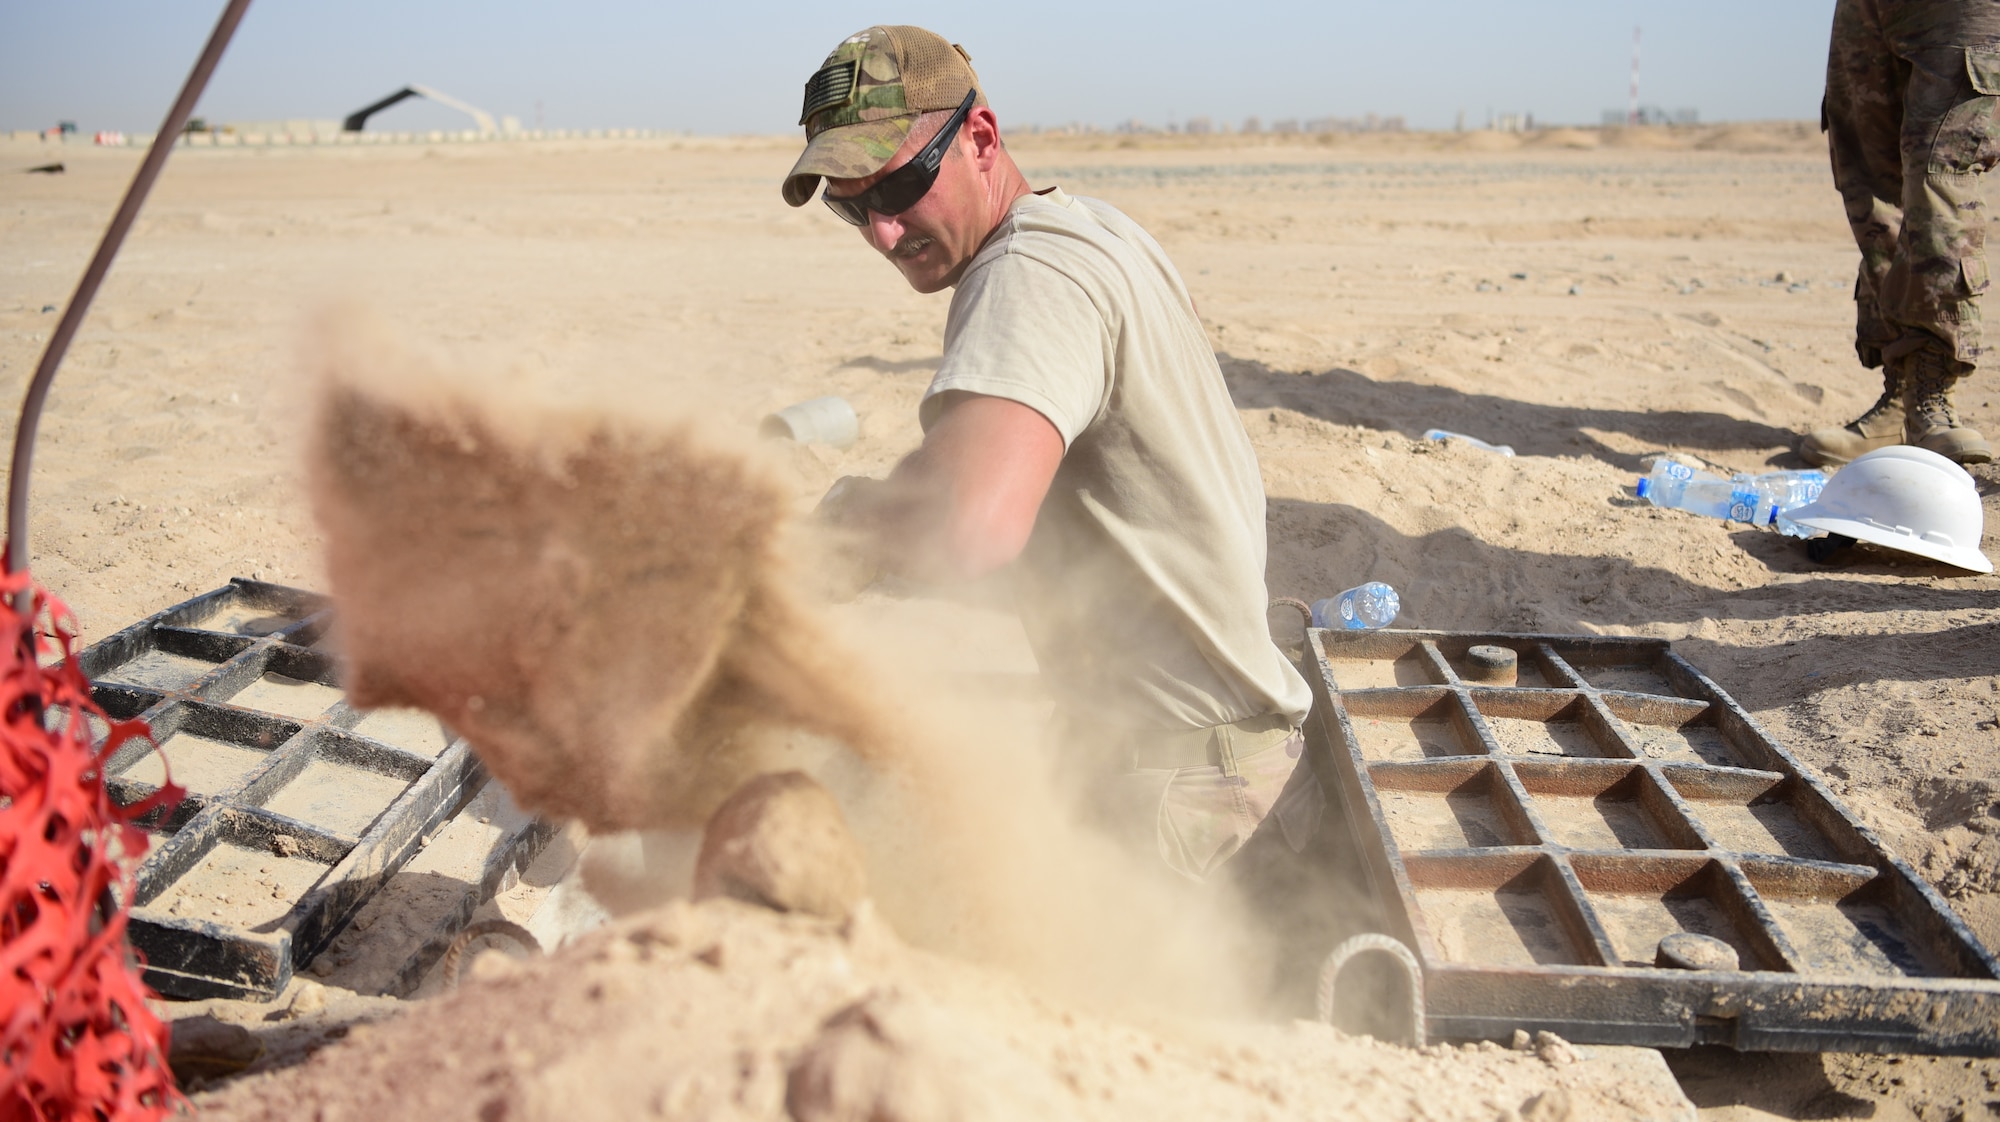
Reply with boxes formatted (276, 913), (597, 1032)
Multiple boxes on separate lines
(3, 121), (1999, 1119)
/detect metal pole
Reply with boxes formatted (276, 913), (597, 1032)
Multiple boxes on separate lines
(6, 0), (254, 618)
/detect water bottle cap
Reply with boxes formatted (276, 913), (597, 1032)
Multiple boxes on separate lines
(1635, 478), (1651, 499)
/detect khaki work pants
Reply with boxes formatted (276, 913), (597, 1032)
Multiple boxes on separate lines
(1059, 714), (1324, 882)
(1058, 712), (1380, 1016)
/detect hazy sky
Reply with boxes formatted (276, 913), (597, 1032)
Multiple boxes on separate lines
(4, 1), (1831, 135)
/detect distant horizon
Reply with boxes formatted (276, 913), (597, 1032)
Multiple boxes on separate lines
(0, 107), (1817, 141)
(3, 1), (1831, 137)
(5, 115), (1819, 142)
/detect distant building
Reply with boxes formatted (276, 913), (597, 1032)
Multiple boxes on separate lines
(1094, 111), (1403, 137)
(343, 85), (508, 136)
(1604, 106), (1699, 127)
(1304, 113), (1405, 133)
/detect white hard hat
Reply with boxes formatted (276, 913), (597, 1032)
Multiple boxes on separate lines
(1786, 445), (1992, 573)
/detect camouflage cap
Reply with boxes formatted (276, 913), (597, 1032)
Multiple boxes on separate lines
(782, 25), (985, 207)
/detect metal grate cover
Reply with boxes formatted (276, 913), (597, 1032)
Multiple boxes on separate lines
(1302, 628), (2000, 1056)
(76, 578), (546, 1001)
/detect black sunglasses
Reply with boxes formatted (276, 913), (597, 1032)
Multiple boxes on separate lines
(822, 88), (977, 226)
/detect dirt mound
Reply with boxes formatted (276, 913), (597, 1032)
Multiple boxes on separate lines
(305, 321), (898, 832)
(1449, 130), (1524, 152)
(1525, 128), (1601, 150)
(189, 898), (1693, 1122)
(1694, 124), (1820, 153)
(1599, 126), (1687, 149)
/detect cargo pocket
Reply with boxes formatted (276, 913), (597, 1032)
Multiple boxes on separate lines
(1964, 255), (1990, 297)
(1927, 76), (2000, 174)
(1153, 770), (1240, 881)
(1968, 48), (2000, 95)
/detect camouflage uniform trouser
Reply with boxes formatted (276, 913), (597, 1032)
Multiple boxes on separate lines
(1826, 0), (2000, 373)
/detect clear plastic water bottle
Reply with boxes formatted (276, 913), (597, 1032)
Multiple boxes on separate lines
(1634, 460), (1725, 507)
(1636, 463), (1827, 536)
(1642, 475), (1773, 524)
(1738, 469), (1828, 538)
(1423, 429), (1515, 457)
(1311, 582), (1401, 630)
(1638, 460), (1765, 524)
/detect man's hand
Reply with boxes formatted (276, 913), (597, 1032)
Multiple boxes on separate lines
(812, 476), (887, 601)
(814, 475), (885, 523)
(818, 392), (1063, 585)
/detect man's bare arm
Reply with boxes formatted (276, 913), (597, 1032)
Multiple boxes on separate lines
(821, 391), (1063, 583)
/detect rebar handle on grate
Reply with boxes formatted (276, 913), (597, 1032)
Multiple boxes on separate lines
(1269, 597), (1313, 629)
(438, 918), (544, 991)
(1317, 932), (1426, 1047)
(1268, 596), (1314, 666)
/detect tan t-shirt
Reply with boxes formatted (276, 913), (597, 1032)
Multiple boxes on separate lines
(919, 187), (1311, 732)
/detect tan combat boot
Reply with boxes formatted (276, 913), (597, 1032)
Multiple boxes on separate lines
(1799, 368), (1903, 467)
(1902, 347), (1994, 465)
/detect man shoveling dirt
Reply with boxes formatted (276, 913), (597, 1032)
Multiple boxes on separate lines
(785, 26), (1320, 882)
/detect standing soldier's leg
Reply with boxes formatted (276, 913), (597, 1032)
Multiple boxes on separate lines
(1804, 0), (1914, 466)
(1881, 27), (2000, 464)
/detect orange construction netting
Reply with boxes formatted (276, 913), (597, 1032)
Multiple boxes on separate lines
(0, 569), (182, 1121)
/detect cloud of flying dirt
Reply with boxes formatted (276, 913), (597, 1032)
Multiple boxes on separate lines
(305, 309), (902, 831)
